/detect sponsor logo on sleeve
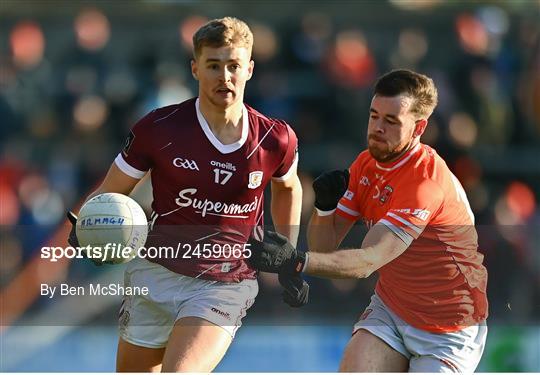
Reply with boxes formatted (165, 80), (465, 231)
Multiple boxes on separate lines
(412, 209), (430, 221)
(393, 208), (431, 221)
(248, 171), (264, 189)
(344, 190), (354, 200)
(122, 131), (135, 156)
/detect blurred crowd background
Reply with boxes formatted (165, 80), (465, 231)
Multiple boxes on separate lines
(1, 0), (539, 371)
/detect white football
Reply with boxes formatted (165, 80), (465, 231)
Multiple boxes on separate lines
(76, 193), (148, 264)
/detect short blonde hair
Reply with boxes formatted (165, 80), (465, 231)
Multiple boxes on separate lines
(192, 17), (253, 59)
(374, 69), (438, 118)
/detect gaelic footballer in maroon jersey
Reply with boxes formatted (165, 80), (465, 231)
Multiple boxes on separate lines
(115, 97), (298, 282)
(65, 17), (305, 373)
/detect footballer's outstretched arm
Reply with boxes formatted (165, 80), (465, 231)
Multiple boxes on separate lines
(304, 223), (409, 279)
(307, 211), (354, 253)
(84, 162), (143, 205)
(270, 171), (302, 247)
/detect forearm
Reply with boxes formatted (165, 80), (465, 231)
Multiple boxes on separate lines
(307, 211), (340, 253)
(271, 180), (302, 247)
(304, 224), (408, 279)
(304, 248), (375, 279)
(76, 163), (141, 213)
(85, 186), (110, 203)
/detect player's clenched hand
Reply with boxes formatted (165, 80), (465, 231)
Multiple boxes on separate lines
(248, 231), (307, 274)
(278, 272), (309, 308)
(312, 169), (350, 212)
(248, 231), (309, 307)
(67, 211), (104, 266)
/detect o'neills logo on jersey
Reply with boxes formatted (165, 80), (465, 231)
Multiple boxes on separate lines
(175, 188), (259, 218)
(210, 160), (236, 171)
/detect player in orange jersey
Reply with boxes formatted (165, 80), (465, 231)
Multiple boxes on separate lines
(248, 69), (488, 372)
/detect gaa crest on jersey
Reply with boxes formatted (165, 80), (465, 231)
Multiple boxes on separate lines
(379, 185), (393, 205)
(248, 171), (263, 189)
(173, 157), (199, 171)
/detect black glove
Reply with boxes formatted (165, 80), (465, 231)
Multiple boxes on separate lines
(278, 272), (309, 308)
(248, 231), (307, 275)
(248, 231), (309, 307)
(67, 211), (80, 248)
(67, 211), (104, 266)
(312, 169), (350, 211)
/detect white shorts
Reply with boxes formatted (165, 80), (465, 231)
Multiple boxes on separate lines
(118, 258), (258, 349)
(353, 294), (487, 373)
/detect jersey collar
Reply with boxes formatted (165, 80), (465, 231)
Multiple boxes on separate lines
(195, 98), (249, 154)
(375, 143), (421, 171)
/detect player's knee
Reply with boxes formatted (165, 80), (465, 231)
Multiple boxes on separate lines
(116, 338), (164, 372)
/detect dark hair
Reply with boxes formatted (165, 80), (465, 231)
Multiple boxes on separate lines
(374, 69), (438, 118)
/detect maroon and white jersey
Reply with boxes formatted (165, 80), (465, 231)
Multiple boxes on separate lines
(114, 98), (298, 282)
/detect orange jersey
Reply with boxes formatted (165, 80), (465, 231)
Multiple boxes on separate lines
(337, 143), (488, 333)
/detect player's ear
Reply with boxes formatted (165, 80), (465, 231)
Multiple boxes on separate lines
(246, 60), (254, 81)
(191, 59), (199, 80)
(413, 119), (428, 138)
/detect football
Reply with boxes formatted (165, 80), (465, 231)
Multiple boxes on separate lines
(76, 193), (148, 264)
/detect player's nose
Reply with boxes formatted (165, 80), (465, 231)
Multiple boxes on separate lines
(218, 67), (232, 83)
(372, 118), (385, 133)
